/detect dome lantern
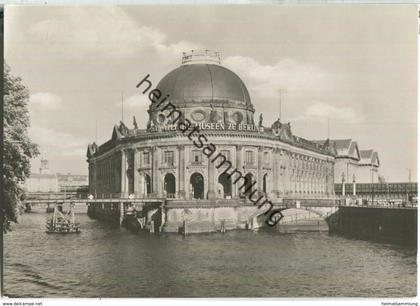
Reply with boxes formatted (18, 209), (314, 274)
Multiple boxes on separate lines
(182, 49), (222, 65)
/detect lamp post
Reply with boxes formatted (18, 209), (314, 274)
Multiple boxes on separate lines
(352, 174), (356, 197)
(94, 159), (97, 199)
(371, 168), (374, 206)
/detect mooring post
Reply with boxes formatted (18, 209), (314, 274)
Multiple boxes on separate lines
(150, 220), (155, 234)
(119, 202), (124, 226)
(183, 220), (188, 236)
(251, 216), (258, 230)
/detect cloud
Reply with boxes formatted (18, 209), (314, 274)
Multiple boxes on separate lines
(122, 94), (150, 110)
(29, 92), (63, 112)
(224, 55), (329, 99)
(28, 7), (201, 60)
(115, 94), (151, 128)
(29, 126), (87, 158)
(291, 102), (362, 124)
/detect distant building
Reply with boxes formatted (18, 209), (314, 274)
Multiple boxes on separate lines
(57, 173), (89, 193)
(358, 149), (380, 183)
(39, 158), (50, 174)
(24, 158), (59, 192)
(313, 139), (380, 184)
(24, 159), (88, 193)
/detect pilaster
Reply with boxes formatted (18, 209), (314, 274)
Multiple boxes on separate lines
(178, 145), (186, 199)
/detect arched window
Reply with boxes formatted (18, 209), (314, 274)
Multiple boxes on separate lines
(164, 173), (176, 198)
(190, 173), (204, 199)
(218, 173), (232, 198)
(244, 173), (254, 195)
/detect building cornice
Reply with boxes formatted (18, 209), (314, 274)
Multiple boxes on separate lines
(88, 129), (335, 163)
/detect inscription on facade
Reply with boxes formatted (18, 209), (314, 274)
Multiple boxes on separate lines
(150, 123), (260, 132)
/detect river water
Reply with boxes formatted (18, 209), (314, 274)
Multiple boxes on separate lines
(3, 212), (417, 298)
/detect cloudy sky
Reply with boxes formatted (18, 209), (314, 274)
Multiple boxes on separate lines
(5, 5), (418, 181)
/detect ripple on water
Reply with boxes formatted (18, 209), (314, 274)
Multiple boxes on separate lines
(3, 213), (417, 298)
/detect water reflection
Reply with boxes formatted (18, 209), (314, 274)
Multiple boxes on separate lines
(3, 213), (417, 298)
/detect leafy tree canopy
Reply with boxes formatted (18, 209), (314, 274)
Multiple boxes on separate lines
(3, 63), (39, 232)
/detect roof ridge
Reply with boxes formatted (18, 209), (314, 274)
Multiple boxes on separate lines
(206, 64), (214, 103)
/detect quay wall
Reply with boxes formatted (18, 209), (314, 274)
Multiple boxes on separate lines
(163, 204), (261, 233)
(87, 199), (340, 233)
(88, 200), (266, 232)
(336, 206), (417, 245)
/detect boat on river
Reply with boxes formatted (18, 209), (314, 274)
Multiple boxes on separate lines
(46, 203), (80, 234)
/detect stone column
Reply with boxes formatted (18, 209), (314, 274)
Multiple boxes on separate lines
(284, 154), (290, 195)
(138, 172), (144, 198)
(178, 145), (186, 199)
(152, 147), (159, 197)
(294, 158), (298, 195)
(329, 162), (334, 195)
(272, 149), (280, 197)
(257, 146), (264, 195)
(120, 149), (128, 198)
(133, 149), (140, 197)
(90, 161), (97, 197)
(266, 174), (271, 198)
(235, 145), (243, 198)
(341, 172), (346, 196)
(207, 153), (216, 200)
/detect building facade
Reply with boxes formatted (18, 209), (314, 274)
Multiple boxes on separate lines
(25, 158), (88, 194)
(57, 173), (89, 193)
(313, 139), (380, 184)
(24, 159), (59, 193)
(87, 51), (336, 202)
(358, 149), (380, 183)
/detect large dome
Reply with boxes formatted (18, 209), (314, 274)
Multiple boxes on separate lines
(156, 63), (252, 107)
(146, 51), (256, 129)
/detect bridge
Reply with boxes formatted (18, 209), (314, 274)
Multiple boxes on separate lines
(335, 182), (417, 204)
(24, 192), (416, 243)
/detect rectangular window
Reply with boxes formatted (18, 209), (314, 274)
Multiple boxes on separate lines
(264, 152), (269, 164)
(192, 150), (202, 164)
(221, 150), (230, 161)
(143, 152), (150, 165)
(245, 150), (254, 165)
(164, 151), (174, 166)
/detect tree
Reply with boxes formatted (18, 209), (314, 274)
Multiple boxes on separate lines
(3, 63), (39, 232)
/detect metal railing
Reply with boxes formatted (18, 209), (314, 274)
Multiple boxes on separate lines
(181, 50), (221, 65)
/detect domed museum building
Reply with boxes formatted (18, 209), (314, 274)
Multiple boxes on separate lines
(86, 51), (337, 232)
